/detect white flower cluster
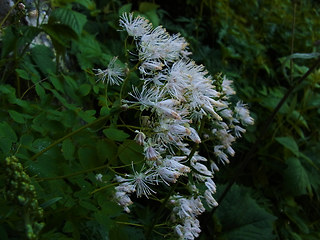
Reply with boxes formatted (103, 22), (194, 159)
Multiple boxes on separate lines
(105, 13), (254, 239)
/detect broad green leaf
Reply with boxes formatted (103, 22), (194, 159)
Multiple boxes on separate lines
(50, 8), (87, 36)
(35, 84), (46, 100)
(96, 140), (117, 163)
(215, 184), (277, 240)
(78, 84), (91, 96)
(40, 197), (63, 209)
(139, 2), (159, 12)
(31, 45), (56, 75)
(78, 147), (100, 169)
(8, 110), (26, 124)
(62, 138), (75, 161)
(75, 0), (96, 10)
(15, 69), (30, 80)
(0, 122), (17, 154)
(276, 136), (300, 156)
(118, 140), (143, 165)
(72, 33), (102, 69)
(284, 157), (312, 196)
(42, 23), (77, 47)
(20, 134), (34, 146)
(49, 74), (64, 92)
(1, 26), (41, 58)
(119, 3), (132, 15)
(103, 127), (130, 142)
(78, 110), (96, 123)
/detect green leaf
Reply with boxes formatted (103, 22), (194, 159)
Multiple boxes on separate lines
(35, 84), (46, 100)
(0, 121), (17, 154)
(118, 140), (143, 165)
(78, 110), (96, 123)
(96, 140), (117, 164)
(139, 2), (159, 12)
(78, 147), (100, 169)
(119, 3), (132, 15)
(284, 157), (312, 196)
(49, 74), (64, 92)
(276, 136), (300, 156)
(8, 110), (27, 124)
(103, 127), (130, 142)
(42, 23), (77, 46)
(215, 184), (277, 240)
(31, 45), (56, 75)
(1, 26), (41, 58)
(78, 84), (91, 96)
(62, 138), (75, 161)
(40, 197), (63, 209)
(72, 33), (103, 69)
(50, 8), (87, 36)
(16, 69), (30, 80)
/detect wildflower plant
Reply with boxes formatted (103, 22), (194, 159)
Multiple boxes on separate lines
(93, 12), (254, 239)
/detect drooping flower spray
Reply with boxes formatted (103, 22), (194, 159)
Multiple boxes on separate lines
(95, 12), (254, 240)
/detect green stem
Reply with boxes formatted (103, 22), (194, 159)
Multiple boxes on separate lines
(30, 114), (111, 161)
(119, 61), (140, 100)
(0, 1), (20, 29)
(36, 164), (110, 181)
(90, 182), (119, 195)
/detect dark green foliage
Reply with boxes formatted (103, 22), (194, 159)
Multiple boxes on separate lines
(0, 0), (319, 240)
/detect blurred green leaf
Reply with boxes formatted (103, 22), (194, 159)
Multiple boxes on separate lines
(118, 140), (143, 165)
(284, 157), (312, 196)
(103, 127), (130, 142)
(50, 8), (87, 36)
(276, 136), (300, 157)
(215, 184), (277, 240)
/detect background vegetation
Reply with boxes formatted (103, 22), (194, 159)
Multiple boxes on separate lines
(1, 0), (319, 239)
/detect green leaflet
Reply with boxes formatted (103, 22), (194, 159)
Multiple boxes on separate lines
(103, 127), (130, 142)
(49, 7), (87, 36)
(276, 136), (300, 157)
(284, 157), (312, 196)
(215, 184), (277, 240)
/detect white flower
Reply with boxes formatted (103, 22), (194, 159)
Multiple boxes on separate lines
(145, 145), (160, 161)
(119, 13), (152, 38)
(234, 125), (246, 138)
(162, 156), (190, 174)
(205, 178), (216, 194)
(95, 173), (103, 182)
(234, 101), (254, 125)
(94, 56), (124, 85)
(155, 166), (181, 185)
(214, 145), (230, 164)
(204, 190), (218, 208)
(211, 162), (220, 172)
(134, 130), (146, 145)
(222, 76), (236, 96)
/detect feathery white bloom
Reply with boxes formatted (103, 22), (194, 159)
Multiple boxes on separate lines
(94, 57), (124, 85)
(235, 101), (254, 125)
(119, 13), (152, 38)
(222, 76), (236, 96)
(162, 156), (190, 173)
(155, 166), (181, 185)
(145, 145), (160, 161)
(214, 145), (230, 164)
(234, 125), (246, 138)
(211, 162), (220, 172)
(205, 178), (216, 194)
(95, 173), (103, 182)
(191, 161), (213, 179)
(204, 190), (218, 208)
